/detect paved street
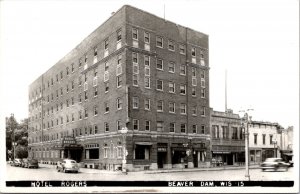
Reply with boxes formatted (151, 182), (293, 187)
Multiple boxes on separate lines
(6, 164), (294, 181)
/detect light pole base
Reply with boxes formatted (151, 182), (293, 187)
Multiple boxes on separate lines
(245, 175), (250, 181)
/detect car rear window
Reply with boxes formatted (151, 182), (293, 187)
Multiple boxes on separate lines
(70, 161), (76, 163)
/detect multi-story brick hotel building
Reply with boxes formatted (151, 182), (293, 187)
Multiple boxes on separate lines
(28, 5), (211, 171)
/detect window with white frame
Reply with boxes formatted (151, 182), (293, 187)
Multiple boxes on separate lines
(192, 87), (196, 96)
(180, 103), (186, 115)
(192, 106), (197, 116)
(192, 77), (197, 86)
(169, 102), (175, 113)
(104, 62), (109, 82)
(156, 58), (163, 70)
(84, 108), (88, 118)
(145, 77), (150, 88)
(144, 32), (150, 43)
(117, 98), (122, 110)
(192, 125), (197, 134)
(116, 55), (122, 76)
(104, 102), (109, 113)
(169, 82), (175, 93)
(94, 106), (98, 116)
(117, 76), (122, 88)
(105, 123), (109, 132)
(157, 121), (163, 132)
(156, 80), (163, 91)
(132, 52), (138, 64)
(157, 100), (163, 112)
(145, 99), (150, 110)
(105, 82), (109, 92)
(132, 28), (138, 40)
(201, 125), (205, 134)
(201, 88), (205, 98)
(93, 47), (98, 64)
(104, 39), (109, 50)
(191, 47), (196, 57)
(180, 65), (186, 75)
(168, 40), (175, 51)
(144, 55), (150, 66)
(133, 74), (138, 86)
(117, 120), (121, 131)
(117, 30), (122, 42)
(168, 61), (175, 73)
(133, 97), (139, 109)
(145, 120), (150, 131)
(180, 85), (186, 95)
(104, 147), (108, 158)
(180, 124), (186, 133)
(133, 119), (139, 130)
(179, 44), (186, 55)
(201, 106), (206, 116)
(169, 123), (175, 133)
(156, 36), (163, 48)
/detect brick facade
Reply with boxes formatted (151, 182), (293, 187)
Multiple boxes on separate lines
(28, 5), (211, 171)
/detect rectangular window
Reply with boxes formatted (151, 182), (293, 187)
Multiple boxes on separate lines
(170, 123), (175, 133)
(180, 124), (186, 133)
(117, 30), (122, 41)
(168, 61), (175, 73)
(117, 76), (122, 87)
(144, 32), (150, 43)
(105, 123), (109, 132)
(104, 39), (108, 50)
(192, 125), (197, 134)
(254, 134), (257, 144)
(192, 106), (197, 116)
(168, 40), (175, 51)
(157, 121), (163, 132)
(94, 87), (98, 97)
(145, 77), (150, 88)
(263, 134), (266, 145)
(201, 88), (205, 98)
(145, 120), (150, 131)
(94, 106), (98, 116)
(180, 85), (186, 95)
(133, 119), (139, 130)
(105, 82), (109, 92)
(192, 87), (196, 96)
(133, 97), (139, 109)
(169, 82), (175, 93)
(156, 36), (163, 48)
(179, 44), (185, 55)
(180, 103), (186, 115)
(105, 102), (109, 113)
(94, 125), (98, 134)
(156, 58), (163, 70)
(157, 100), (163, 112)
(133, 74), (138, 86)
(180, 65), (186, 75)
(270, 135), (273, 144)
(156, 80), (163, 91)
(191, 47), (196, 57)
(84, 91), (88, 100)
(117, 120), (121, 131)
(145, 99), (150, 110)
(132, 28), (138, 40)
(169, 102), (175, 113)
(84, 108), (88, 118)
(144, 55), (150, 66)
(201, 107), (206, 116)
(201, 125), (205, 134)
(192, 78), (197, 86)
(78, 111), (82, 120)
(117, 98), (122, 110)
(132, 52), (138, 64)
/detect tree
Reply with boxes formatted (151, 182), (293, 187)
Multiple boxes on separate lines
(15, 145), (28, 159)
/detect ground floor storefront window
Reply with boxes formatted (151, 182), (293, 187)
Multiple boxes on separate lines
(134, 145), (150, 160)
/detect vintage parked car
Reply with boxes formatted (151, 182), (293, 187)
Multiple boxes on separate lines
(22, 158), (39, 168)
(261, 158), (289, 171)
(56, 159), (79, 173)
(11, 158), (22, 167)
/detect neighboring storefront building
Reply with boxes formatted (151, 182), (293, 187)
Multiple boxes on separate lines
(211, 109), (245, 166)
(248, 121), (282, 164)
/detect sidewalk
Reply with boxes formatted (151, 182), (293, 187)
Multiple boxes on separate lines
(39, 163), (260, 175)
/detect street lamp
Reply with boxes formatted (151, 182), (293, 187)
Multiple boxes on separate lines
(120, 127), (128, 174)
(239, 110), (253, 181)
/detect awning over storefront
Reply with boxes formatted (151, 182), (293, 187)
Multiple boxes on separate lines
(52, 136), (83, 150)
(213, 151), (231, 154)
(135, 142), (153, 145)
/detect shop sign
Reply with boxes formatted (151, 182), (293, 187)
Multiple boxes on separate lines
(157, 147), (167, 152)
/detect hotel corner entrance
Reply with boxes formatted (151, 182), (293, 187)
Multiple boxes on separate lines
(53, 136), (83, 162)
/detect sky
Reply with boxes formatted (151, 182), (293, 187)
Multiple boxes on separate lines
(0, 0), (299, 131)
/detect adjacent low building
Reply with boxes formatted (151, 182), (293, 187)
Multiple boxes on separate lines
(248, 121), (282, 164)
(210, 109), (245, 166)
